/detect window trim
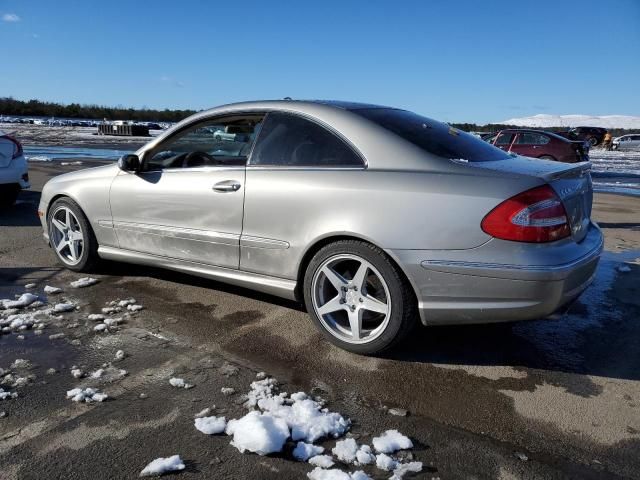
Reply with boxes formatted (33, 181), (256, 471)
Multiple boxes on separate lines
(246, 111), (367, 169)
(139, 111), (266, 173)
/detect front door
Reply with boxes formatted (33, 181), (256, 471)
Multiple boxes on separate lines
(109, 115), (263, 268)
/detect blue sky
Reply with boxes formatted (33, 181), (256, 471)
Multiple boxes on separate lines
(1, 0), (639, 124)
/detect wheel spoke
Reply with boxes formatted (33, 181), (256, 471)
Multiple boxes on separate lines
(348, 308), (363, 341)
(322, 265), (348, 291)
(317, 294), (345, 316)
(64, 209), (71, 229)
(52, 218), (66, 234)
(55, 239), (67, 253)
(351, 261), (369, 291)
(68, 239), (78, 261)
(361, 295), (389, 315)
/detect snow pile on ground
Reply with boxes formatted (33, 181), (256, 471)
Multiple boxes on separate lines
(127, 304), (144, 312)
(53, 303), (75, 313)
(309, 455), (335, 468)
(0, 387), (18, 400)
(70, 277), (99, 288)
(183, 377), (420, 478)
(372, 430), (413, 453)
(66, 387), (108, 402)
(375, 453), (398, 471)
(294, 441), (325, 461)
(44, 285), (62, 294)
(500, 113), (640, 129)
(242, 378), (350, 443)
(1, 293), (39, 309)
(307, 468), (371, 480)
(140, 455), (185, 477)
(388, 462), (423, 480)
(169, 377), (193, 389)
(226, 410), (290, 455)
(194, 415), (227, 435)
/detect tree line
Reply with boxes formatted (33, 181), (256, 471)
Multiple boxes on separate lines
(0, 97), (196, 123)
(0, 97), (635, 135)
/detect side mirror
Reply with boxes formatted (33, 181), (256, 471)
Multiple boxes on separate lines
(118, 154), (140, 172)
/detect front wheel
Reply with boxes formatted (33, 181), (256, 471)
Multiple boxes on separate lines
(47, 198), (99, 272)
(303, 240), (417, 354)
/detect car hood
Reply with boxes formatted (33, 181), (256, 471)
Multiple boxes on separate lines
(45, 163), (119, 186)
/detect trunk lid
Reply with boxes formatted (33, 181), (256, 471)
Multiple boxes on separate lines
(470, 155), (593, 243)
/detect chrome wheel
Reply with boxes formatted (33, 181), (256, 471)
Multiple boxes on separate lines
(311, 254), (391, 344)
(49, 206), (85, 266)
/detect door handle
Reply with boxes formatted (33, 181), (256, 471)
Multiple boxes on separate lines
(213, 180), (241, 192)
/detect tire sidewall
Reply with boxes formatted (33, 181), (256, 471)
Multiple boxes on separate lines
(47, 198), (95, 272)
(303, 241), (408, 354)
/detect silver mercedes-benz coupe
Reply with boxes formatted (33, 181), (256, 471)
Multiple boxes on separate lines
(38, 100), (603, 354)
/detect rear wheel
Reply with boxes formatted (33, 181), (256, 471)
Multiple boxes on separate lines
(47, 198), (99, 272)
(0, 185), (20, 209)
(303, 240), (417, 354)
(539, 155), (556, 161)
(588, 137), (598, 147)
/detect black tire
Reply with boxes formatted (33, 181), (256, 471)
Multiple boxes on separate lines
(47, 197), (99, 272)
(588, 137), (598, 147)
(0, 185), (20, 209)
(539, 155), (556, 161)
(303, 240), (417, 355)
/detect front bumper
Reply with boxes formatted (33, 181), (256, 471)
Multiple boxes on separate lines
(390, 222), (603, 326)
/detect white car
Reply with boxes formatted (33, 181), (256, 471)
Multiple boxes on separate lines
(0, 132), (29, 207)
(612, 134), (640, 151)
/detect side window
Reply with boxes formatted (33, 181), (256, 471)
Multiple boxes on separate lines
(495, 132), (514, 146)
(144, 116), (263, 171)
(515, 132), (550, 145)
(250, 112), (363, 167)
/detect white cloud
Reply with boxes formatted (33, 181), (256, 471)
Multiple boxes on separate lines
(2, 13), (21, 22)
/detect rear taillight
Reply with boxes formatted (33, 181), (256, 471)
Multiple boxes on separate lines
(481, 185), (571, 243)
(3, 135), (23, 159)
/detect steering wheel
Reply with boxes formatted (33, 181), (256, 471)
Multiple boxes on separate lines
(183, 151), (217, 168)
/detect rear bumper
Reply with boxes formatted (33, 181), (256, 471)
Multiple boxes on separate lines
(0, 156), (30, 189)
(390, 222), (603, 325)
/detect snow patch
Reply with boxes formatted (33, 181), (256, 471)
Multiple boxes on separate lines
(194, 416), (227, 435)
(70, 277), (99, 288)
(372, 430), (413, 453)
(169, 377), (193, 389)
(225, 410), (290, 455)
(293, 441), (324, 461)
(376, 453), (398, 471)
(44, 285), (62, 294)
(309, 455), (335, 468)
(66, 387), (108, 403)
(332, 438), (358, 463)
(139, 455), (185, 477)
(53, 303), (75, 313)
(2, 293), (38, 309)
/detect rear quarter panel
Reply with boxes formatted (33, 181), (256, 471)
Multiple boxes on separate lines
(241, 167), (539, 279)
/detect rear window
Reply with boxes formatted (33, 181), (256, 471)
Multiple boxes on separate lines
(353, 108), (510, 162)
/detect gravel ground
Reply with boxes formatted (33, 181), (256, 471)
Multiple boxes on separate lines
(0, 161), (639, 480)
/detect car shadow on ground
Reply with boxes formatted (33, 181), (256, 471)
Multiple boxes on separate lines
(93, 260), (307, 312)
(0, 190), (42, 227)
(94, 257), (640, 383)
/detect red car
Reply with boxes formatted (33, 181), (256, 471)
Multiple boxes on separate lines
(484, 129), (589, 163)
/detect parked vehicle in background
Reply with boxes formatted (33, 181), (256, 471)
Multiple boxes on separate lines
(568, 126), (608, 147)
(38, 100), (602, 354)
(484, 129), (589, 163)
(612, 134), (640, 151)
(0, 131), (29, 207)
